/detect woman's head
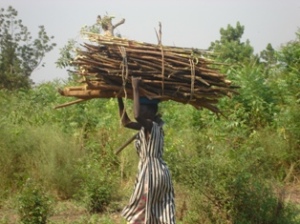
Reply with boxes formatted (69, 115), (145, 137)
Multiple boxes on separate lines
(140, 103), (158, 120)
(139, 97), (159, 120)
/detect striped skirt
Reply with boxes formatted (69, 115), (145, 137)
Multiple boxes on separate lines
(122, 122), (176, 224)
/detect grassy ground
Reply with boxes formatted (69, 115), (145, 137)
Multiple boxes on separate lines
(1, 183), (300, 224)
(0, 183), (191, 224)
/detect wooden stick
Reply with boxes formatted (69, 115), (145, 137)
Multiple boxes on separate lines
(54, 98), (88, 109)
(115, 133), (138, 155)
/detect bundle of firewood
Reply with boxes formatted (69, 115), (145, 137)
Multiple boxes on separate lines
(57, 33), (238, 113)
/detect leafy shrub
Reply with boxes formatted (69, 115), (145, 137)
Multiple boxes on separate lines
(228, 176), (299, 224)
(17, 179), (52, 224)
(226, 63), (276, 129)
(83, 175), (113, 213)
(77, 144), (119, 213)
(162, 109), (300, 223)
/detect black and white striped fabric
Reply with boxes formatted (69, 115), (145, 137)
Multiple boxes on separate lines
(122, 121), (176, 224)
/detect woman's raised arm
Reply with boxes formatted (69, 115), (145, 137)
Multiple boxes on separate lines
(117, 97), (141, 130)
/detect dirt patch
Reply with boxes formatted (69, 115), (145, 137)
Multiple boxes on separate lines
(0, 208), (18, 223)
(284, 184), (300, 204)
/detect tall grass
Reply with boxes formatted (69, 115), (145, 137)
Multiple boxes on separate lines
(0, 123), (83, 199)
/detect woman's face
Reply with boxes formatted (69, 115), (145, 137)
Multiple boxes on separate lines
(140, 104), (156, 120)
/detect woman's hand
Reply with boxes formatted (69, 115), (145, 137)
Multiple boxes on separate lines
(131, 77), (142, 89)
(117, 97), (141, 130)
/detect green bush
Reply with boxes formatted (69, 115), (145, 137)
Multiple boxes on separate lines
(77, 142), (119, 213)
(17, 179), (52, 224)
(172, 129), (300, 224)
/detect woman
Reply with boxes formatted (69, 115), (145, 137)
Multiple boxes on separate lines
(118, 77), (176, 224)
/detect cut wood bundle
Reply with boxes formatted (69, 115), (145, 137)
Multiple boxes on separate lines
(57, 33), (238, 113)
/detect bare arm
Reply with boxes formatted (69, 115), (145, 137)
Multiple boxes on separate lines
(117, 97), (141, 130)
(132, 77), (153, 132)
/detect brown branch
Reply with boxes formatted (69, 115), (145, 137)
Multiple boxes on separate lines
(115, 133), (138, 155)
(54, 98), (88, 109)
(113, 18), (125, 30)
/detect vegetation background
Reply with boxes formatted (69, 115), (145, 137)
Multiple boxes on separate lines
(1, 6), (300, 224)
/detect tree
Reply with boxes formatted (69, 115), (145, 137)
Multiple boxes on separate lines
(56, 14), (123, 80)
(0, 6), (56, 90)
(270, 29), (300, 105)
(277, 29), (300, 71)
(260, 43), (277, 66)
(209, 22), (254, 63)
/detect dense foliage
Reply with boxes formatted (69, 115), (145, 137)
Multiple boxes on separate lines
(1, 17), (300, 223)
